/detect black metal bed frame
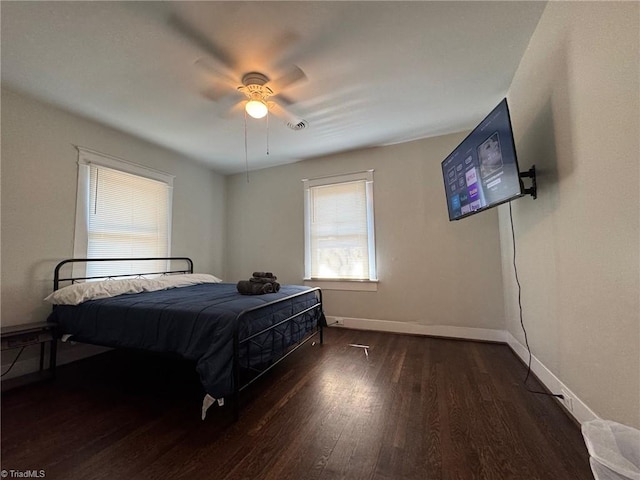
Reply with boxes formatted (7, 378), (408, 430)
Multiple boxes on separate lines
(52, 257), (324, 419)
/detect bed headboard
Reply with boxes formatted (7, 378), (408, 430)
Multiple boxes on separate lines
(53, 257), (194, 291)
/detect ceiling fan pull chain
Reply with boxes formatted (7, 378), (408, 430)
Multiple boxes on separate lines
(244, 109), (250, 183)
(266, 111), (270, 156)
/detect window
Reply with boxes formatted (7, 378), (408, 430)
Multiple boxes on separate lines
(73, 147), (173, 278)
(304, 170), (377, 283)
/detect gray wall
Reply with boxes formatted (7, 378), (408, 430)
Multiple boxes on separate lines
(226, 134), (506, 330)
(1, 87), (227, 330)
(500, 2), (639, 427)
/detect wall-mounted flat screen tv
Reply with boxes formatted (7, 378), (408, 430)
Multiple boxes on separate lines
(441, 98), (523, 221)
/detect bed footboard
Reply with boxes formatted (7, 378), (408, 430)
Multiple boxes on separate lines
(231, 287), (324, 419)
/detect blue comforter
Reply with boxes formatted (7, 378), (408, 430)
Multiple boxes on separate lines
(48, 283), (321, 399)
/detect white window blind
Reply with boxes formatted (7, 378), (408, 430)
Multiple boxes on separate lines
(73, 148), (173, 279)
(304, 171), (377, 281)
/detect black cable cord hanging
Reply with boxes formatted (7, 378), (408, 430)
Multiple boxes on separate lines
(1, 346), (26, 377)
(509, 201), (564, 399)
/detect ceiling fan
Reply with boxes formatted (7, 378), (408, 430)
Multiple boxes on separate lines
(168, 14), (309, 130)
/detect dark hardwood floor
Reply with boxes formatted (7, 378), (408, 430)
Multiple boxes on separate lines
(1, 328), (593, 480)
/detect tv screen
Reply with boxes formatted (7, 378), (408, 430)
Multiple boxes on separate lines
(441, 98), (523, 221)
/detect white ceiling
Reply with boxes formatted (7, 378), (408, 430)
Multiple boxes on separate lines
(1, 1), (546, 175)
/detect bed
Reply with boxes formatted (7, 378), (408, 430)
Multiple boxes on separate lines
(46, 257), (325, 419)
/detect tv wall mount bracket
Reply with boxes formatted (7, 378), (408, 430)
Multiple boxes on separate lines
(519, 165), (537, 199)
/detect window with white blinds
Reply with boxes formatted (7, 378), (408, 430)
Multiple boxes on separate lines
(73, 148), (173, 278)
(304, 171), (377, 281)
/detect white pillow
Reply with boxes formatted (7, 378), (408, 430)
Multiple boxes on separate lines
(44, 278), (152, 305)
(155, 273), (222, 289)
(44, 273), (223, 305)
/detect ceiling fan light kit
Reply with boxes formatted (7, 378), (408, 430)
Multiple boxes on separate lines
(239, 72), (273, 119)
(245, 99), (268, 119)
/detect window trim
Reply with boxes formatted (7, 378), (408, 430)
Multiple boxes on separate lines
(303, 169), (377, 284)
(72, 147), (174, 274)
(303, 278), (378, 292)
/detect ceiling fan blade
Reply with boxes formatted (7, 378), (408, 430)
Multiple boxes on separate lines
(167, 14), (235, 70)
(221, 101), (246, 119)
(208, 89), (246, 117)
(272, 93), (295, 106)
(200, 85), (244, 116)
(195, 58), (240, 89)
(269, 101), (305, 126)
(265, 65), (307, 93)
(201, 86), (240, 103)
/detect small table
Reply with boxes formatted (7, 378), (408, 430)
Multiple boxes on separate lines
(1, 321), (57, 390)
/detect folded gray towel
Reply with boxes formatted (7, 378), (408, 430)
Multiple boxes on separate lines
(250, 276), (278, 283)
(237, 280), (274, 295)
(252, 271), (276, 279)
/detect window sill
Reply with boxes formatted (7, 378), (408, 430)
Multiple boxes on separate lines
(303, 279), (378, 292)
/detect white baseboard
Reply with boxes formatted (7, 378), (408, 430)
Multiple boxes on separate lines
(504, 331), (598, 425)
(326, 315), (597, 425)
(326, 315), (507, 343)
